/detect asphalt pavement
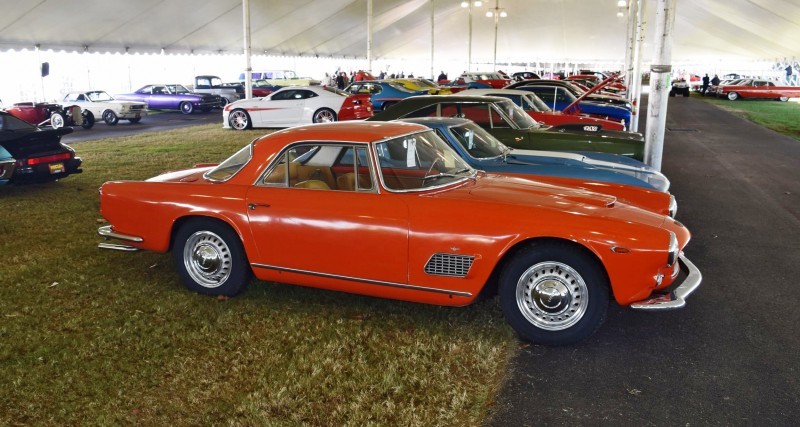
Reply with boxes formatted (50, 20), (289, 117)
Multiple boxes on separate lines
(61, 109), (222, 144)
(488, 95), (800, 425)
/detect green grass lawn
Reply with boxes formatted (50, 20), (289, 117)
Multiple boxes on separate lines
(697, 94), (800, 141)
(0, 125), (515, 426)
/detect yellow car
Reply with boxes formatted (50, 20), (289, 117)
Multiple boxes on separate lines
(387, 78), (453, 95)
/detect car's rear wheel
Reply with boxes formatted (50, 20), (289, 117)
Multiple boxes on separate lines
(499, 241), (609, 345)
(103, 110), (119, 125)
(727, 92), (739, 101)
(180, 101), (194, 114)
(312, 108), (336, 123)
(173, 218), (252, 297)
(779, 96), (789, 102)
(228, 109), (252, 130)
(50, 112), (65, 129)
(81, 110), (95, 129)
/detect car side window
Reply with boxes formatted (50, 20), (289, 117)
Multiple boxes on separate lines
(271, 90), (295, 101)
(261, 144), (374, 192)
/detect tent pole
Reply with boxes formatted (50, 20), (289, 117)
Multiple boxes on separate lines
(624, 0), (637, 99)
(367, 0), (373, 73)
(430, 0), (434, 80)
(243, 0), (252, 99)
(644, 0), (677, 170)
(630, 0), (645, 132)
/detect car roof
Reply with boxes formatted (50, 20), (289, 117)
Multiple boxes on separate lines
(253, 121), (428, 150)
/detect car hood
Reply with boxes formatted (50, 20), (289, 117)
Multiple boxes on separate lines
(433, 173), (666, 228)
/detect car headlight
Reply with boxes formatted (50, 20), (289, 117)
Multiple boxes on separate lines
(668, 194), (678, 218)
(667, 231), (678, 267)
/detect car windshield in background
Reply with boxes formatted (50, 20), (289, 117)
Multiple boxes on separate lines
(323, 87), (349, 97)
(0, 113), (36, 131)
(495, 99), (540, 129)
(375, 130), (473, 191)
(448, 123), (507, 159)
(87, 91), (114, 102)
(204, 144), (253, 182)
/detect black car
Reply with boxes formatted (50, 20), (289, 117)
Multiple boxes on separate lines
(0, 111), (82, 184)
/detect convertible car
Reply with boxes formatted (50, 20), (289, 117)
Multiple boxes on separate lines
(388, 78), (454, 95)
(461, 88), (626, 131)
(0, 111), (82, 184)
(5, 102), (94, 129)
(63, 91), (148, 125)
(115, 84), (220, 114)
(223, 86), (373, 129)
(716, 79), (800, 101)
(368, 95), (645, 160)
(97, 121), (701, 345)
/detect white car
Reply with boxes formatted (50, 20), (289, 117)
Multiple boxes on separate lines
(62, 91), (148, 125)
(222, 86), (373, 130)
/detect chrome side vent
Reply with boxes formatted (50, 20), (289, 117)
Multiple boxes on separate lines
(424, 253), (475, 277)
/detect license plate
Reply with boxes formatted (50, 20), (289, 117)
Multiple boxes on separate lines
(49, 163), (65, 174)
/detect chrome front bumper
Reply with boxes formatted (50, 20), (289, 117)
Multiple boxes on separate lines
(97, 225), (142, 252)
(630, 255), (702, 311)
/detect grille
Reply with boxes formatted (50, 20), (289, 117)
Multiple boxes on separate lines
(424, 253), (475, 277)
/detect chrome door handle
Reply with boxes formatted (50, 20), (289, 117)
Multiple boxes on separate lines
(248, 203), (270, 210)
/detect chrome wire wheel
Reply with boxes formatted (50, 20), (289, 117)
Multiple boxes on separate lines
(183, 230), (232, 289)
(229, 110), (249, 130)
(515, 261), (589, 331)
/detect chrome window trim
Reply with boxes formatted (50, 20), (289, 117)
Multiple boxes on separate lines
(252, 263), (473, 297)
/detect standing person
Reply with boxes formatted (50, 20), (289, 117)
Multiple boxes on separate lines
(711, 74), (720, 87)
(786, 64), (794, 86)
(336, 72), (346, 90)
(437, 71), (447, 83)
(701, 73), (710, 95)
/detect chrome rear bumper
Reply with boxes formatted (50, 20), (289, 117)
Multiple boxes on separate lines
(630, 255), (702, 310)
(97, 225), (142, 252)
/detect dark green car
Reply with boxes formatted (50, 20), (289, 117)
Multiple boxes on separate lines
(368, 95), (645, 160)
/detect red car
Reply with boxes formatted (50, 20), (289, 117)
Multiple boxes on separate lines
(457, 72), (512, 89)
(97, 121), (701, 345)
(717, 79), (800, 101)
(5, 102), (94, 129)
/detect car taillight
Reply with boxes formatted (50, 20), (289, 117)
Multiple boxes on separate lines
(27, 152), (71, 166)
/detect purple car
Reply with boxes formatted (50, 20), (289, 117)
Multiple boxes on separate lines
(115, 84), (220, 114)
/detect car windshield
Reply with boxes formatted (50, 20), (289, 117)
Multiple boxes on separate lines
(448, 122), (507, 159)
(375, 130), (473, 191)
(86, 91), (113, 102)
(494, 99), (540, 129)
(166, 84), (192, 94)
(323, 87), (348, 97)
(493, 93), (550, 113)
(204, 144), (252, 182)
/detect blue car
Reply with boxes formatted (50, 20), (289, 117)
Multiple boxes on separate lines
(344, 80), (427, 111)
(399, 117), (671, 193)
(514, 85), (632, 126)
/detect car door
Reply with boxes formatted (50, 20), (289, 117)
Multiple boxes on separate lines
(260, 89), (305, 125)
(245, 143), (410, 286)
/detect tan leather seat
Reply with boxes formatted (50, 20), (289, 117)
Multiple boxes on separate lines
(294, 180), (330, 190)
(296, 165), (336, 189)
(336, 172), (371, 191)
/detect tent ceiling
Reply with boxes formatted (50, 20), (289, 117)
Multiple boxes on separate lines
(0, 0), (797, 63)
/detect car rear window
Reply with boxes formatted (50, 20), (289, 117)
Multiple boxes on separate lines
(204, 144), (252, 182)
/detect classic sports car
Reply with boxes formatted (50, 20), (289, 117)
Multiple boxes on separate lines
(368, 95), (645, 160)
(461, 88), (626, 131)
(223, 86), (373, 130)
(402, 117), (670, 193)
(511, 71), (541, 81)
(115, 84), (220, 114)
(0, 111), (82, 184)
(456, 72), (511, 89)
(62, 91), (148, 125)
(388, 78), (454, 95)
(5, 102), (94, 129)
(566, 75), (627, 95)
(344, 80), (428, 111)
(507, 79), (634, 111)
(716, 79), (800, 101)
(96, 121), (700, 345)
(512, 85), (632, 125)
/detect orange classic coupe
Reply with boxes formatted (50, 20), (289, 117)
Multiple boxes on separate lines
(97, 121), (701, 345)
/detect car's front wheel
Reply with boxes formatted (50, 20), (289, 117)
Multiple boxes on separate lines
(173, 218), (252, 297)
(312, 108), (336, 123)
(103, 110), (119, 125)
(180, 101), (194, 114)
(727, 92), (739, 101)
(50, 112), (66, 129)
(499, 241), (609, 345)
(779, 96), (789, 102)
(228, 109), (252, 130)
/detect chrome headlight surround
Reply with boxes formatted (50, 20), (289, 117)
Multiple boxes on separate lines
(668, 194), (678, 218)
(666, 231), (678, 267)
